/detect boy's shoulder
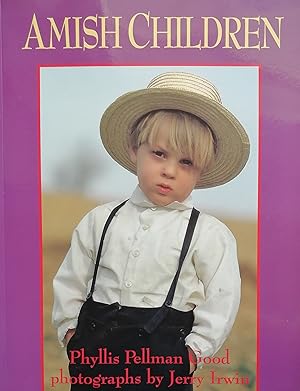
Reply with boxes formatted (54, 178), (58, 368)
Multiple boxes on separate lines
(76, 199), (127, 228)
(196, 210), (236, 243)
(84, 200), (125, 218)
(90, 199), (126, 214)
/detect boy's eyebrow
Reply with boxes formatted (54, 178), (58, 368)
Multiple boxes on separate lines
(151, 143), (168, 152)
(150, 140), (194, 159)
(151, 143), (194, 159)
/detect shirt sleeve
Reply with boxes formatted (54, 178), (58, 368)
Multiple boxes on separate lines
(52, 208), (99, 346)
(185, 217), (241, 360)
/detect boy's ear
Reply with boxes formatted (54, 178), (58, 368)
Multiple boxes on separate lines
(128, 146), (137, 164)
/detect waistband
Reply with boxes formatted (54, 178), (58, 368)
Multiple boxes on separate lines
(79, 298), (194, 329)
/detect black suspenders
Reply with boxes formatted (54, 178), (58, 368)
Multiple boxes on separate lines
(86, 201), (200, 333)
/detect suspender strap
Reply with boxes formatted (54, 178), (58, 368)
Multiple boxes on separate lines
(87, 200), (127, 299)
(165, 207), (200, 306)
(144, 207), (200, 334)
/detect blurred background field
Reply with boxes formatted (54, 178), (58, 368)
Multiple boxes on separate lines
(43, 192), (257, 391)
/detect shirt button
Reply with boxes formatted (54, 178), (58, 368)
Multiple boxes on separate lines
(150, 207), (156, 211)
(133, 250), (140, 257)
(142, 224), (149, 230)
(125, 281), (132, 288)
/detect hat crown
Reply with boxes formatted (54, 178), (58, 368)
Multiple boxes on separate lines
(147, 72), (222, 104)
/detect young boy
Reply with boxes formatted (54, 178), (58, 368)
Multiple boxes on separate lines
(52, 71), (250, 390)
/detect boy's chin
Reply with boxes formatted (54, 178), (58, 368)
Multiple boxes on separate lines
(148, 194), (179, 207)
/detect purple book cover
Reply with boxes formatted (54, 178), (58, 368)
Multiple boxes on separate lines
(0, 1), (299, 390)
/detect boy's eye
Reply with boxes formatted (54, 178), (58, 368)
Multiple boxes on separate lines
(152, 150), (165, 158)
(180, 159), (193, 166)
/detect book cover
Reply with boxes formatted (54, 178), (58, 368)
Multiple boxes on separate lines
(0, 1), (299, 391)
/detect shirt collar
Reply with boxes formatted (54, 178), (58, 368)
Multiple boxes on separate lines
(129, 186), (194, 211)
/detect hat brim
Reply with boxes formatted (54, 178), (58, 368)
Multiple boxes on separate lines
(100, 88), (250, 189)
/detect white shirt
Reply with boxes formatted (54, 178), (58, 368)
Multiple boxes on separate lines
(52, 186), (241, 359)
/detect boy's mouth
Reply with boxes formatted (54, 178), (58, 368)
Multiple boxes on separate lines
(157, 183), (172, 194)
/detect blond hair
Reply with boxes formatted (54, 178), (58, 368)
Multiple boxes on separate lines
(128, 110), (216, 172)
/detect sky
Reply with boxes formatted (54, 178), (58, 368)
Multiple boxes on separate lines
(40, 66), (258, 219)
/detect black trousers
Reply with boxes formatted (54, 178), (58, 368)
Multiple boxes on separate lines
(67, 298), (194, 390)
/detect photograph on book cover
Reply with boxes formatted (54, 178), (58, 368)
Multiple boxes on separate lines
(1, 2), (300, 391)
(41, 65), (258, 391)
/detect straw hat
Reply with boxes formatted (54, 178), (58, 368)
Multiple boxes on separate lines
(100, 72), (250, 189)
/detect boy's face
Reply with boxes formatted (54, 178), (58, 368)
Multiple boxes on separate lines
(129, 132), (200, 206)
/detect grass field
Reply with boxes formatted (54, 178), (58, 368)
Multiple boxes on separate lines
(43, 193), (257, 391)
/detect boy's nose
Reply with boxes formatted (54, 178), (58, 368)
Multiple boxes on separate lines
(162, 162), (176, 179)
